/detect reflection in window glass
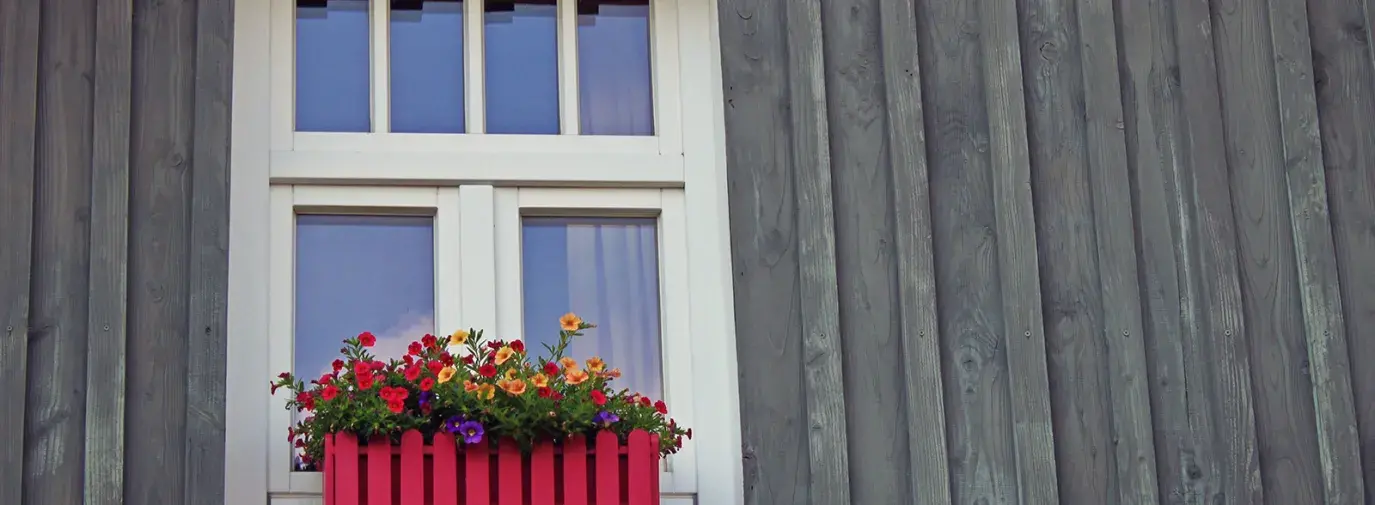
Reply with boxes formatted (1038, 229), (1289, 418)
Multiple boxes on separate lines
(578, 1), (653, 135)
(296, 0), (371, 132)
(521, 217), (662, 399)
(484, 1), (559, 134)
(294, 215), (435, 393)
(391, 0), (466, 133)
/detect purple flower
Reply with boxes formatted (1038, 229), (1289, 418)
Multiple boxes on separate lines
(593, 411), (619, 427)
(457, 421), (485, 444)
(444, 416), (464, 434)
(419, 391), (434, 405)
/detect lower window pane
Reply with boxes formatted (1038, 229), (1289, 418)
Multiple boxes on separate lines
(521, 217), (663, 400)
(294, 215), (436, 402)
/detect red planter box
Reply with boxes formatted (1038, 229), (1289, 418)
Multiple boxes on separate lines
(323, 429), (661, 505)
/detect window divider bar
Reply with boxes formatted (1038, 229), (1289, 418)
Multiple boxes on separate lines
(557, 0), (581, 134)
(437, 188), (465, 338)
(465, 0), (486, 133)
(370, 0), (392, 133)
(459, 185), (499, 334)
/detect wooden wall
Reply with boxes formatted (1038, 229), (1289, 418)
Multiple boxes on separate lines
(718, 0), (1375, 503)
(0, 0), (233, 504)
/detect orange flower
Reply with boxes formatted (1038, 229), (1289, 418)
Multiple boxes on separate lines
(559, 312), (583, 331)
(438, 366), (458, 384)
(504, 368), (519, 381)
(559, 357), (579, 370)
(604, 368), (622, 379)
(499, 379), (528, 396)
(586, 357), (605, 373)
(564, 368), (589, 385)
(463, 380), (479, 393)
(495, 346), (515, 366)
(531, 373), (549, 388)
(476, 383), (496, 400)
(450, 329), (470, 346)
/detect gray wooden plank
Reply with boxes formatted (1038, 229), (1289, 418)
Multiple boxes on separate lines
(974, 0), (1060, 501)
(1170, 0), (1264, 502)
(817, 0), (910, 500)
(182, 0), (234, 502)
(1266, 0), (1367, 501)
(125, 0), (196, 500)
(1072, 0), (1163, 502)
(0, 0), (41, 502)
(914, 0), (1020, 500)
(82, 0), (133, 503)
(1305, 1), (1375, 501)
(1210, 0), (1325, 502)
(1016, 0), (1122, 501)
(1113, 0), (1208, 501)
(717, 0), (811, 502)
(26, 0), (96, 501)
(782, 1), (852, 501)
(875, 0), (953, 501)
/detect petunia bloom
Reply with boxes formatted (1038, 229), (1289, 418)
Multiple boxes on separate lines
(437, 367), (458, 384)
(450, 329), (469, 346)
(564, 369), (589, 385)
(543, 362), (559, 376)
(463, 380), (479, 393)
(593, 411), (619, 427)
(457, 421), (485, 444)
(476, 383), (496, 400)
(421, 333), (437, 349)
(358, 331), (377, 347)
(509, 340), (525, 353)
(590, 390), (607, 406)
(478, 364), (497, 378)
(586, 357), (605, 373)
(494, 346), (515, 366)
(531, 373), (549, 388)
(559, 313), (582, 331)
(321, 385), (340, 401)
(559, 357), (579, 371)
(499, 379), (527, 396)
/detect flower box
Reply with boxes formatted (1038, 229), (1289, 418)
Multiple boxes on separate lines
(322, 429), (661, 505)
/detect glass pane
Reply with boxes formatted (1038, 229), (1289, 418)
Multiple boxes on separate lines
(521, 217), (663, 400)
(578, 0), (653, 135)
(484, 1), (559, 134)
(296, 0), (371, 132)
(294, 215), (435, 393)
(391, 0), (466, 133)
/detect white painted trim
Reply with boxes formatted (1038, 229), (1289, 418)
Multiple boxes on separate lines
(458, 186), (498, 334)
(436, 188), (465, 334)
(265, 187), (295, 493)
(291, 131), (659, 153)
(517, 187), (662, 212)
(270, 151), (684, 187)
(463, 0), (485, 133)
(292, 185), (437, 209)
(493, 188), (523, 339)
(557, 0), (580, 134)
(369, 0), (391, 133)
(650, 0), (683, 155)
(268, 0), (294, 150)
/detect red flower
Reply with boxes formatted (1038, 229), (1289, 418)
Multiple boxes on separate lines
(404, 365), (421, 381)
(419, 377), (435, 392)
(422, 333), (437, 349)
(270, 382), (280, 394)
(590, 390), (607, 406)
(478, 364), (497, 378)
(402, 355), (415, 366)
(552, 391), (564, 401)
(331, 359), (345, 372)
(296, 392), (311, 404)
(318, 373), (332, 385)
(358, 373), (375, 390)
(387, 400), (405, 414)
(370, 361), (385, 372)
(295, 439), (306, 448)
(655, 400), (668, 414)
(543, 362), (559, 375)
(537, 387), (553, 398)
(278, 372), (291, 380)
(354, 361), (370, 376)
(487, 340), (504, 351)
(358, 331), (377, 347)
(302, 396), (315, 411)
(408, 341), (423, 356)
(509, 340), (525, 353)
(462, 355), (475, 365)
(639, 397), (651, 407)
(685, 428), (693, 440)
(426, 360), (444, 376)
(440, 353), (455, 366)
(321, 385), (340, 401)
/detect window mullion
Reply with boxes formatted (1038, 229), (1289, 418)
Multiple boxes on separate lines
(557, 0), (580, 134)
(464, 0), (486, 133)
(458, 185), (498, 334)
(436, 188), (464, 335)
(370, 0), (392, 133)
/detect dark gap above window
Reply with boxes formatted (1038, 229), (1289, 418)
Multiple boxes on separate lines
(297, 0), (329, 9)
(391, 0), (461, 12)
(484, 0), (557, 13)
(575, 0), (648, 15)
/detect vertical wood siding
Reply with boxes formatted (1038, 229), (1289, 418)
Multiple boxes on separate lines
(0, 0), (233, 504)
(718, 0), (1375, 503)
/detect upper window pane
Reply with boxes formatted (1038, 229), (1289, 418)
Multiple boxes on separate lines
(294, 215), (436, 393)
(578, 0), (653, 135)
(296, 0), (371, 132)
(391, 0), (466, 133)
(521, 217), (663, 399)
(484, 1), (559, 134)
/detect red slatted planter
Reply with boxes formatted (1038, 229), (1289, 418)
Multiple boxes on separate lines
(322, 429), (660, 505)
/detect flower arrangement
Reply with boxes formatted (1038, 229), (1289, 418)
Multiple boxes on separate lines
(270, 313), (691, 470)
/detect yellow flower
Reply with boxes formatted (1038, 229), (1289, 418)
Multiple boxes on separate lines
(495, 346), (515, 366)
(531, 373), (549, 388)
(559, 357), (579, 370)
(437, 367), (458, 384)
(499, 379), (528, 396)
(564, 368), (589, 385)
(476, 383), (496, 400)
(450, 329), (470, 346)
(559, 312), (583, 331)
(504, 368), (519, 381)
(463, 380), (479, 393)
(586, 357), (605, 373)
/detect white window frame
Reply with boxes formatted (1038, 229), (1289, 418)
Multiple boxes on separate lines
(227, 0), (743, 502)
(270, 0), (685, 184)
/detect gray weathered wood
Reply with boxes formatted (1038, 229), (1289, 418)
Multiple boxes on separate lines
(1305, 1), (1375, 501)
(83, 0), (133, 503)
(976, 0), (1060, 501)
(1264, 0), (1367, 501)
(183, 0), (234, 503)
(875, 0), (953, 501)
(27, 0), (96, 501)
(0, 0), (41, 502)
(125, 0), (196, 500)
(783, 0), (852, 502)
